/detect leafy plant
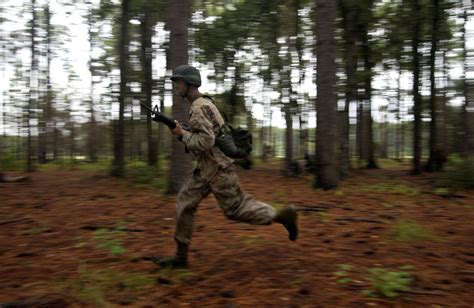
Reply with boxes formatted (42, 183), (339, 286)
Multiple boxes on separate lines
(362, 183), (420, 196)
(25, 225), (50, 235)
(392, 220), (439, 241)
(445, 154), (474, 189)
(92, 229), (126, 257)
(334, 264), (353, 284)
(0, 155), (25, 170)
(365, 266), (412, 298)
(63, 262), (155, 306)
(243, 235), (272, 246)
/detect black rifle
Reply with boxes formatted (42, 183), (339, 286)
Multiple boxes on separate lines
(140, 102), (178, 129)
(140, 103), (190, 153)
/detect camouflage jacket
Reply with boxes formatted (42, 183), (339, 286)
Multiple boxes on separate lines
(181, 97), (233, 179)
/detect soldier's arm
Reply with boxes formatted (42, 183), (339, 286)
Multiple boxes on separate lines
(181, 105), (215, 152)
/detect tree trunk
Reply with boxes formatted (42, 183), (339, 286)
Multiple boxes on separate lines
(141, 10), (157, 166)
(68, 121), (75, 163)
(38, 3), (53, 163)
(357, 102), (365, 163)
(284, 105), (294, 175)
(396, 60), (402, 160)
(411, 0), (422, 174)
(440, 51), (448, 157)
(26, 0), (37, 172)
(112, 0), (129, 177)
(426, 0), (444, 172)
(167, 0), (192, 194)
(87, 3), (98, 162)
(361, 22), (378, 169)
(314, 0), (338, 189)
(299, 115), (308, 160)
(340, 1), (357, 178)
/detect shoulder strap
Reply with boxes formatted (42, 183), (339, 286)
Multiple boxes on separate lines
(201, 95), (230, 123)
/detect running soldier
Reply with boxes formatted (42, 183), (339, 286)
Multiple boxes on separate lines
(154, 65), (298, 268)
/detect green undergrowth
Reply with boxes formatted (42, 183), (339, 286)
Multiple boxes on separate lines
(92, 228), (127, 257)
(125, 161), (168, 191)
(364, 266), (413, 298)
(361, 183), (420, 196)
(445, 154), (474, 189)
(391, 220), (439, 242)
(0, 155), (25, 170)
(334, 263), (413, 298)
(59, 262), (155, 306)
(24, 225), (51, 235)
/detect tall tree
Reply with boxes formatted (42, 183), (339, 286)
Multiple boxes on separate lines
(411, 0), (422, 174)
(112, 0), (130, 176)
(167, 0), (192, 194)
(426, 0), (445, 171)
(26, 0), (38, 172)
(339, 0), (361, 177)
(360, 12), (378, 169)
(314, 0), (339, 189)
(86, 0), (98, 162)
(283, 0), (301, 176)
(463, 2), (474, 158)
(140, 3), (157, 166)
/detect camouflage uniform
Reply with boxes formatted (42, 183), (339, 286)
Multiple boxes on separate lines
(175, 97), (277, 245)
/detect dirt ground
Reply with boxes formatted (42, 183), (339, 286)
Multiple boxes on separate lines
(0, 161), (473, 307)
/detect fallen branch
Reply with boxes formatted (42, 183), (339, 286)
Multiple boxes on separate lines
(406, 289), (447, 296)
(80, 225), (145, 232)
(0, 218), (25, 226)
(335, 217), (384, 224)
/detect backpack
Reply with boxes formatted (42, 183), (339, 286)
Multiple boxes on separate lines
(202, 95), (253, 159)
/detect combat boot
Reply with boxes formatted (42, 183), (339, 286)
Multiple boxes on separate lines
(274, 205), (298, 241)
(152, 241), (188, 268)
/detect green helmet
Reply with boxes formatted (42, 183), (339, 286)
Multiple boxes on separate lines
(170, 65), (201, 87)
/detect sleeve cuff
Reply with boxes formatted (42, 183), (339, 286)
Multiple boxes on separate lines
(181, 130), (192, 144)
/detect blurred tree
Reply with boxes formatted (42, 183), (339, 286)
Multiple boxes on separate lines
(314, 0), (339, 189)
(26, 0), (38, 172)
(410, 0), (422, 175)
(358, 0), (378, 169)
(339, 0), (359, 178)
(86, 0), (99, 162)
(167, 0), (192, 194)
(463, 2), (474, 158)
(139, 1), (159, 166)
(426, 0), (452, 171)
(111, 0), (130, 177)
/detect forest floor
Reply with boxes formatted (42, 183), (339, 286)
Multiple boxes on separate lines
(0, 160), (473, 307)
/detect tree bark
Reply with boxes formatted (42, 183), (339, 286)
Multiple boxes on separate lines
(463, 7), (474, 158)
(167, 0), (192, 194)
(141, 9), (157, 166)
(314, 0), (339, 189)
(26, 0), (37, 172)
(426, 0), (444, 171)
(87, 3), (98, 162)
(361, 21), (378, 169)
(411, 0), (422, 174)
(396, 60), (402, 160)
(112, 0), (129, 176)
(340, 1), (358, 178)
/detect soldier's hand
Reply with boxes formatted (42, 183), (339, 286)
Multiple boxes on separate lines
(170, 120), (185, 137)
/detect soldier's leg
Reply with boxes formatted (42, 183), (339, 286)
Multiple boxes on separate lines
(210, 165), (298, 240)
(175, 169), (211, 245)
(210, 165), (276, 224)
(155, 169), (211, 268)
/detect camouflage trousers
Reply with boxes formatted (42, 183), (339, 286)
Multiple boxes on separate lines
(174, 165), (277, 245)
